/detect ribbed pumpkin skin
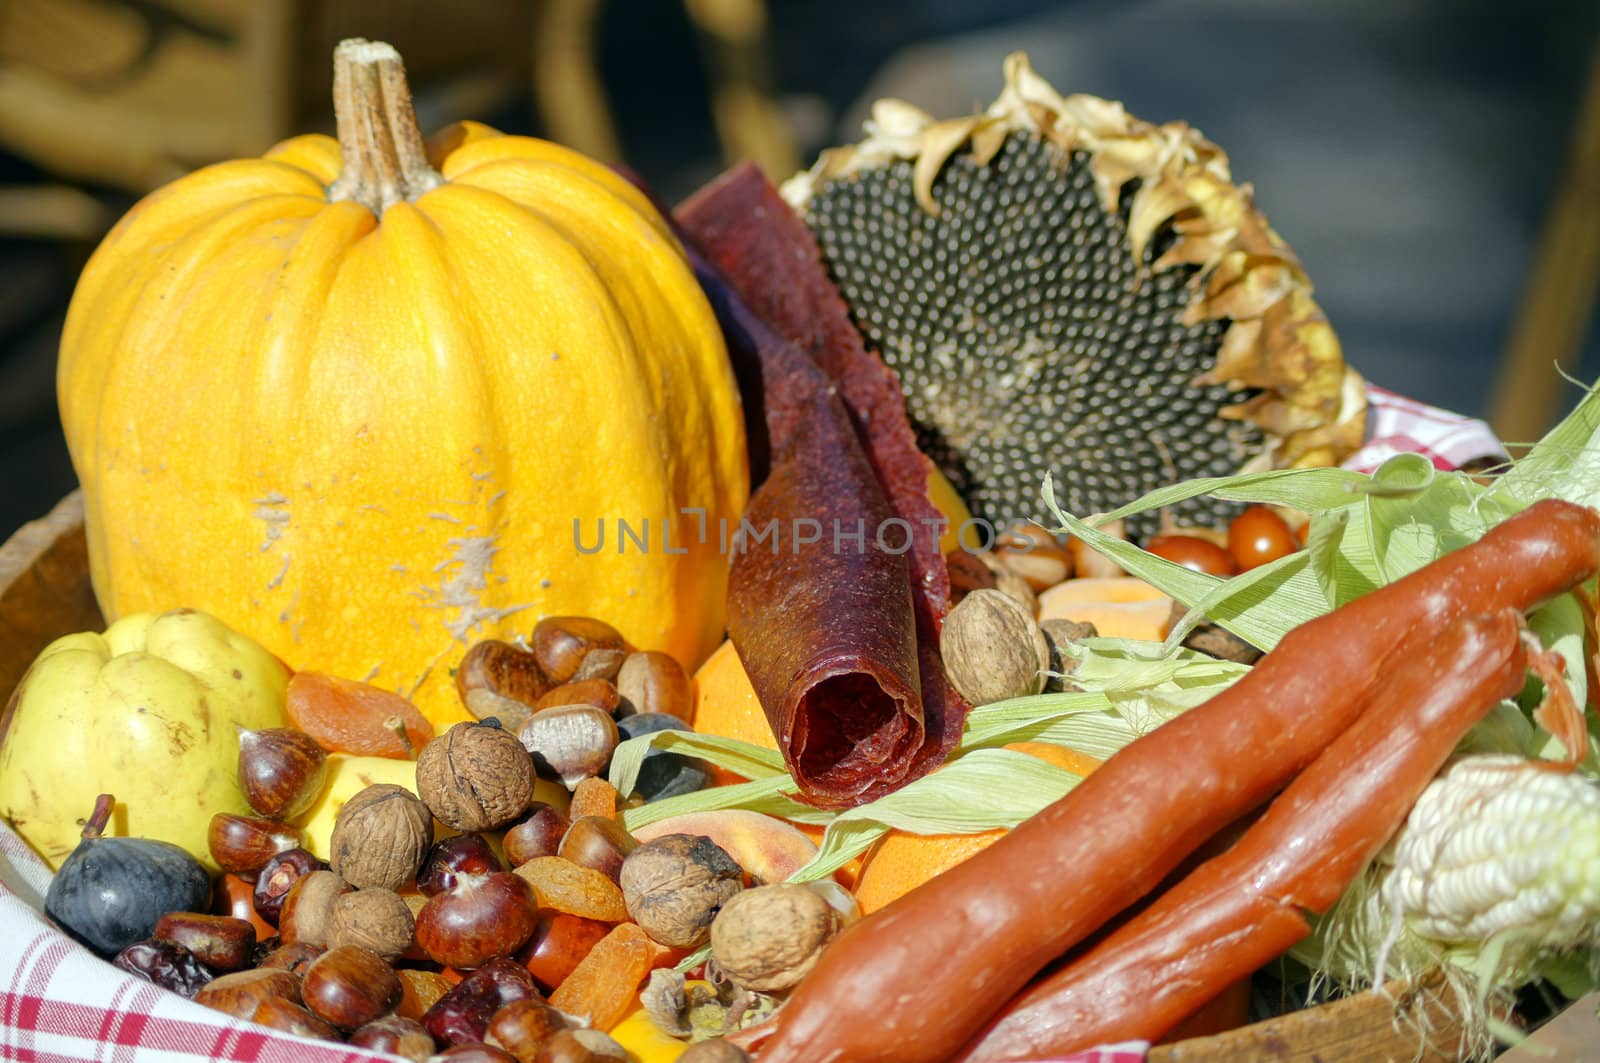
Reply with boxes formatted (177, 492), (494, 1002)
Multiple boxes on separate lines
(58, 123), (747, 727)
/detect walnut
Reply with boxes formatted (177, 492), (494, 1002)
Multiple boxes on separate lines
(416, 720), (537, 831)
(328, 783), (433, 891)
(709, 883), (841, 993)
(328, 887), (415, 962)
(620, 834), (744, 949)
(940, 588), (1050, 705)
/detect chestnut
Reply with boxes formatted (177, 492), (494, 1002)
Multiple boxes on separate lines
(207, 813), (302, 878)
(458, 639), (550, 734)
(518, 706), (618, 789)
(152, 911), (256, 972)
(486, 997), (567, 1060)
(256, 940), (324, 976)
(300, 944), (402, 1030)
(534, 1028), (628, 1062)
(237, 726), (328, 820)
(556, 816), (637, 883)
(532, 616), (627, 684)
(533, 679), (621, 716)
(419, 833), (504, 896)
(251, 996), (339, 1040)
(502, 805), (569, 867)
(350, 1015), (435, 1062)
(994, 524), (1072, 591)
(437, 1045), (519, 1062)
(253, 848), (324, 927)
(416, 872), (539, 969)
(422, 957), (540, 1047)
(615, 651), (692, 721)
(193, 968), (302, 1019)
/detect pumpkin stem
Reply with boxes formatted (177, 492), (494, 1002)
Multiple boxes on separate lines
(327, 38), (444, 214)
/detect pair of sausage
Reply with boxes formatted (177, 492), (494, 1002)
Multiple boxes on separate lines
(755, 499), (1600, 1063)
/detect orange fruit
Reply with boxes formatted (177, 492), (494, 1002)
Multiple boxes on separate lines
(852, 741), (1101, 914)
(690, 639), (778, 753)
(285, 671), (435, 758)
(1038, 576), (1173, 641)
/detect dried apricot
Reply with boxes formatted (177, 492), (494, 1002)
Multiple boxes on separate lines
(547, 922), (655, 1031)
(287, 672), (434, 758)
(395, 968), (454, 1021)
(512, 857), (628, 923)
(569, 777), (618, 821)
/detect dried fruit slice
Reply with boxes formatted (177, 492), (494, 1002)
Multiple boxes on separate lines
(547, 922), (668, 1031)
(512, 856), (629, 923)
(287, 672), (434, 758)
(784, 53), (1366, 538)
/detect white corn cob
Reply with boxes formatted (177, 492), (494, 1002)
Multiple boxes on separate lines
(1383, 754), (1600, 950)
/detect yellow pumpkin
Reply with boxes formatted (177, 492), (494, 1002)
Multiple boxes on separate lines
(57, 40), (748, 728)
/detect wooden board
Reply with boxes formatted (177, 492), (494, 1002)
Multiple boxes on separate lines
(0, 495), (1588, 1060)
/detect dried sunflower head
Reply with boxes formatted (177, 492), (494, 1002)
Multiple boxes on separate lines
(783, 53), (1365, 538)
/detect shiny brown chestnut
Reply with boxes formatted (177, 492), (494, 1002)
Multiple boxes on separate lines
(237, 726), (328, 820)
(152, 911), (256, 972)
(207, 813), (302, 878)
(350, 1015), (436, 1062)
(300, 944), (402, 1030)
(502, 804), (570, 867)
(415, 872), (539, 969)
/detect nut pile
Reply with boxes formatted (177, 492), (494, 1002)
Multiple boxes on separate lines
(90, 614), (775, 1062)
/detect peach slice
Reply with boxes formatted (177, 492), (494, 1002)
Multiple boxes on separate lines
(1038, 577), (1174, 641)
(631, 810), (817, 885)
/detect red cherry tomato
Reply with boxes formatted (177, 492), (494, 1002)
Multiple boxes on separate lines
(1144, 535), (1238, 577)
(1227, 505), (1299, 571)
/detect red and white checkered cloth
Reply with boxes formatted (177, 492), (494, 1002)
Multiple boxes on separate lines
(1343, 385), (1506, 474)
(0, 385), (1499, 1063)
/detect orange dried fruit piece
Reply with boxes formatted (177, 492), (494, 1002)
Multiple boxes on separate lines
(548, 922), (656, 1031)
(395, 968), (454, 1021)
(513, 857), (629, 923)
(569, 777), (618, 821)
(286, 672), (434, 758)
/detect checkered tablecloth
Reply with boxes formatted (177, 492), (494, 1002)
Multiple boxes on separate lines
(0, 385), (1503, 1063)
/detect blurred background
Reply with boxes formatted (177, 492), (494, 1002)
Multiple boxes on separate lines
(2, 0), (1598, 542)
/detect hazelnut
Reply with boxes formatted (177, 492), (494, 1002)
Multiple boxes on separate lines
(328, 783), (433, 890)
(278, 869), (350, 947)
(533, 616), (627, 684)
(620, 834), (744, 949)
(709, 883), (842, 993)
(458, 639), (551, 733)
(328, 887), (415, 961)
(940, 588), (1050, 706)
(417, 721), (537, 832)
